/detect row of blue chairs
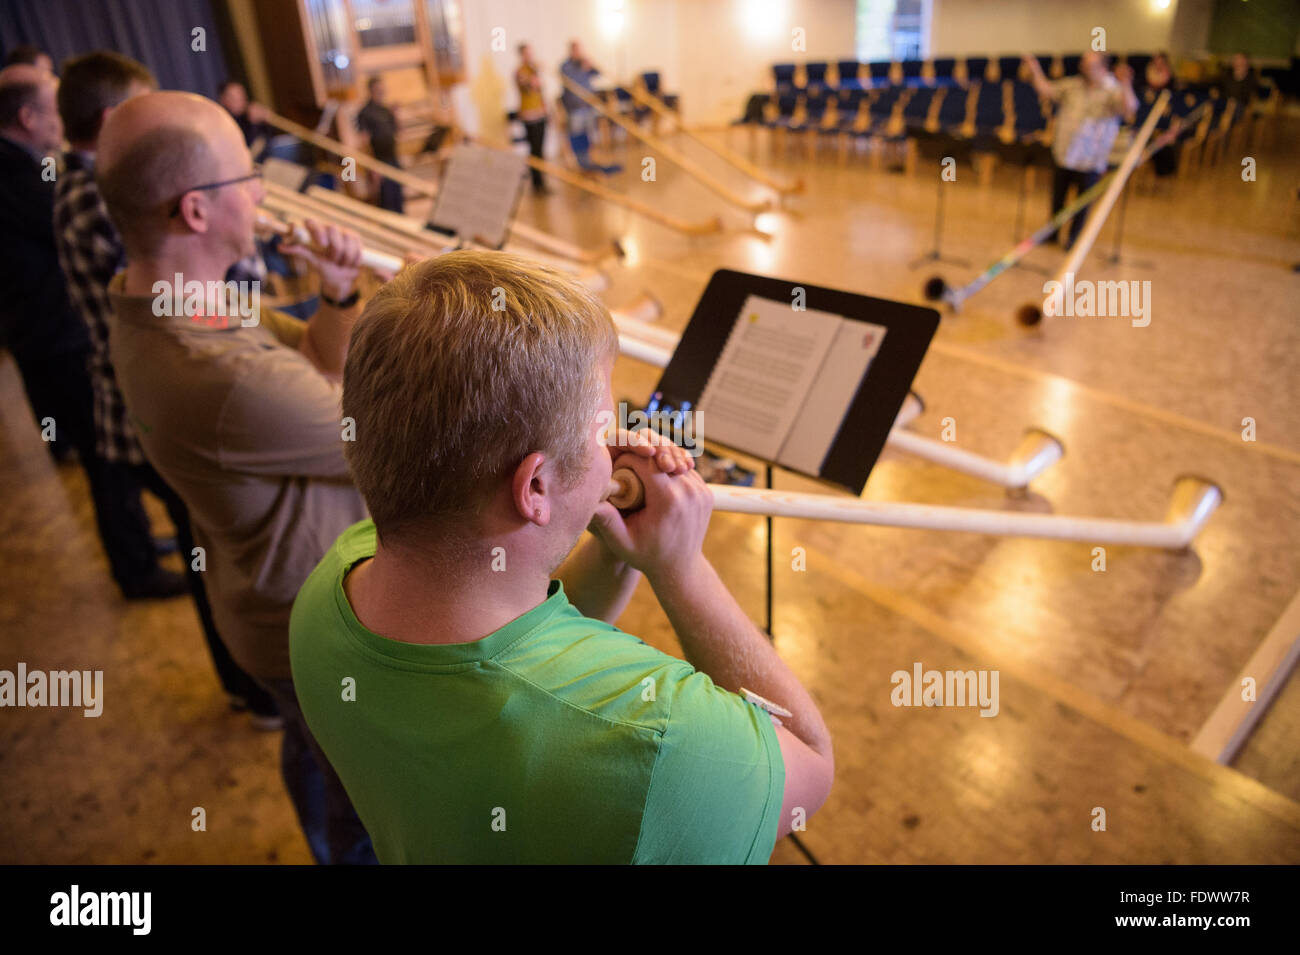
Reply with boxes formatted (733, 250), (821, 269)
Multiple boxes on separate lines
(774, 53), (1172, 94)
(745, 80), (1235, 154)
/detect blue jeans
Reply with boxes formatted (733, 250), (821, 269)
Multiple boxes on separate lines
(260, 678), (377, 865)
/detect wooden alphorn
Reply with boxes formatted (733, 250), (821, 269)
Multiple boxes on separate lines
(624, 83), (804, 196)
(603, 467), (1221, 550)
(260, 109), (609, 265)
(255, 211), (405, 274)
(561, 76), (775, 215)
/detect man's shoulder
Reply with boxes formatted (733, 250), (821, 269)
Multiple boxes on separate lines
(500, 609), (745, 736)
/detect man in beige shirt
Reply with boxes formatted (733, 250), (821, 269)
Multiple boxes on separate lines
(96, 90), (375, 863)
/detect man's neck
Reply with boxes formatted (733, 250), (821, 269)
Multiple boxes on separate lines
(346, 536), (553, 646)
(122, 249), (231, 297)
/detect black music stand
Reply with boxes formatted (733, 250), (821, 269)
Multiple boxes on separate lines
(909, 173), (969, 270)
(645, 269), (938, 637)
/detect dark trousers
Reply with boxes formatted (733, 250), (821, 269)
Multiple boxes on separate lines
(14, 347), (148, 589)
(523, 118), (547, 189)
(1049, 164), (1103, 249)
(377, 177), (403, 214)
(128, 462), (276, 715)
(10, 346), (273, 714)
(373, 154), (403, 214)
(261, 678), (377, 865)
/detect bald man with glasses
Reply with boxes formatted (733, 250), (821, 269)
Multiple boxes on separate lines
(96, 90), (376, 863)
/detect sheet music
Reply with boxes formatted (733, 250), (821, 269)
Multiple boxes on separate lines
(428, 144), (527, 248)
(696, 295), (843, 461)
(778, 318), (886, 474)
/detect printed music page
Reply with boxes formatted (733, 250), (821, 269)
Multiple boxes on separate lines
(696, 295), (843, 461)
(428, 144), (526, 247)
(778, 319), (886, 475)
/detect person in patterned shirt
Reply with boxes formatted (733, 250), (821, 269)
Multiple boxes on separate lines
(1024, 51), (1137, 249)
(53, 51), (279, 728)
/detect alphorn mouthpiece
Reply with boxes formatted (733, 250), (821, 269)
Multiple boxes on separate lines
(606, 468), (644, 511)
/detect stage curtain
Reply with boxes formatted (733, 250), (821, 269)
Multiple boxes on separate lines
(0, 0), (230, 96)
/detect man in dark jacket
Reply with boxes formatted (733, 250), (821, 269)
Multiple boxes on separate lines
(0, 62), (184, 599)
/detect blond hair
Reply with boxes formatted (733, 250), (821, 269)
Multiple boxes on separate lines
(343, 250), (618, 541)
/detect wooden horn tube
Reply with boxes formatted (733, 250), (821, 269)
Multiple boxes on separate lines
(562, 76), (774, 215)
(299, 184), (611, 290)
(260, 108), (606, 265)
(604, 469), (1221, 549)
(606, 468), (645, 510)
(1050, 89), (1169, 294)
(625, 84), (804, 196)
(262, 185), (432, 251)
(255, 210), (404, 274)
(470, 136), (723, 237)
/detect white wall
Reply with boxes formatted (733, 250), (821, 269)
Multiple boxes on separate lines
(459, 0), (680, 143)
(673, 0), (856, 125)
(928, 0), (1188, 56)
(456, 0), (856, 133)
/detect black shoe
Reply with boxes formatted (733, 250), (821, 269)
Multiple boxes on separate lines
(120, 567), (188, 600)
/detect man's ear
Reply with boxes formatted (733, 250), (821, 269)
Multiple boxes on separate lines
(177, 192), (212, 234)
(511, 451), (550, 526)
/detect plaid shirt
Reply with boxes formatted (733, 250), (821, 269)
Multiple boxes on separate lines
(53, 151), (145, 464)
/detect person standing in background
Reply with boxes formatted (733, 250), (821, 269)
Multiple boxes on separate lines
(559, 40), (600, 141)
(1023, 51), (1137, 249)
(0, 64), (184, 599)
(356, 75), (403, 214)
(516, 43), (548, 195)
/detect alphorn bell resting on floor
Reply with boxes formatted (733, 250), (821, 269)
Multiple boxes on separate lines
(287, 250), (835, 863)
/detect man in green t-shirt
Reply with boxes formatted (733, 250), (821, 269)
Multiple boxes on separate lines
(290, 251), (834, 862)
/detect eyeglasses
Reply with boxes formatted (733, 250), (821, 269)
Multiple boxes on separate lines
(169, 164), (262, 218)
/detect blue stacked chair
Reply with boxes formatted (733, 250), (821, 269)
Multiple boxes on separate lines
(614, 86), (649, 124)
(864, 85), (903, 137)
(773, 63), (797, 93)
(973, 81), (1004, 135)
(1011, 81), (1046, 138)
(797, 89), (832, 132)
(765, 89), (800, 130)
(640, 71), (679, 110)
(837, 60), (863, 90)
(1034, 54), (1053, 77)
(805, 62), (829, 93)
(965, 56), (989, 83)
(1061, 54), (1081, 76)
(932, 57), (957, 86)
(834, 88), (866, 130)
(935, 83), (969, 136)
(901, 86), (937, 132)
(998, 56), (1021, 82)
(901, 58), (924, 87)
(866, 60), (891, 88)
